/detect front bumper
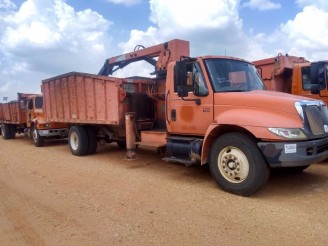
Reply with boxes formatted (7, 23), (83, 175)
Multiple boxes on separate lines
(258, 137), (328, 167)
(39, 128), (68, 137)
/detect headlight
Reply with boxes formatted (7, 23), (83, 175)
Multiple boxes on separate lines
(268, 128), (307, 140)
(295, 102), (305, 123)
(38, 124), (46, 129)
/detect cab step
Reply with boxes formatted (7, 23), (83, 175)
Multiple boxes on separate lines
(136, 130), (167, 149)
(162, 157), (197, 166)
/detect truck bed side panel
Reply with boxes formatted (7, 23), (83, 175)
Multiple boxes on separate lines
(42, 72), (121, 125)
(0, 103), (3, 122)
(1, 101), (26, 124)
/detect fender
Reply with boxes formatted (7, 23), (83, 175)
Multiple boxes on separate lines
(200, 108), (303, 164)
(31, 116), (46, 128)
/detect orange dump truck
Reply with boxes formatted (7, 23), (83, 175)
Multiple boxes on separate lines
(42, 39), (328, 196)
(0, 100), (24, 138)
(253, 54), (328, 102)
(0, 93), (67, 146)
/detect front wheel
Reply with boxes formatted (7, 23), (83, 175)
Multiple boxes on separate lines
(209, 133), (270, 196)
(32, 126), (45, 147)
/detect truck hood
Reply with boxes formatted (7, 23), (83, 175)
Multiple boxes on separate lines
(215, 90), (314, 114)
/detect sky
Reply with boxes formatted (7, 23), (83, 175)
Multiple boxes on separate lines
(1, 0), (328, 101)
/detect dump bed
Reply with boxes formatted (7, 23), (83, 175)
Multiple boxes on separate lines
(0, 103), (3, 122)
(42, 72), (129, 125)
(253, 55), (308, 93)
(1, 101), (26, 124)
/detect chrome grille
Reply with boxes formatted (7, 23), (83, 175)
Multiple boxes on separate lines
(304, 105), (328, 135)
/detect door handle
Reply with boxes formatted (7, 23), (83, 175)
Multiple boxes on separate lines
(165, 90), (170, 124)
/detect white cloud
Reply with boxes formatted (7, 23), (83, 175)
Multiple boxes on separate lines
(0, 0), (16, 9)
(242, 0), (281, 11)
(149, 0), (241, 30)
(124, 0), (246, 55)
(118, 0), (328, 76)
(278, 5), (328, 61)
(105, 0), (141, 7)
(114, 0), (252, 78)
(0, 0), (113, 101)
(296, 0), (328, 10)
(2, 0), (328, 101)
(242, 0), (328, 62)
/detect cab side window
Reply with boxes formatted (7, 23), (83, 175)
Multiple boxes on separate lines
(301, 67), (311, 90)
(193, 63), (208, 96)
(28, 99), (33, 110)
(303, 66), (326, 90)
(35, 97), (43, 109)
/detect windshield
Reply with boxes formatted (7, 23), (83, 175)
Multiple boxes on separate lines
(204, 58), (265, 92)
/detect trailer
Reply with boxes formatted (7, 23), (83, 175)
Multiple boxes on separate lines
(42, 39), (328, 196)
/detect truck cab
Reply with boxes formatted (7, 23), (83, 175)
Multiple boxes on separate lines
(310, 61), (328, 97)
(19, 94), (43, 128)
(253, 54), (328, 102)
(18, 93), (68, 146)
(162, 55), (328, 195)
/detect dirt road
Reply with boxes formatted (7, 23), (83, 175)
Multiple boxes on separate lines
(0, 135), (327, 245)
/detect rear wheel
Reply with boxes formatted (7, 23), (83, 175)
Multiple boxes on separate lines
(32, 126), (45, 147)
(117, 140), (126, 149)
(2, 124), (10, 140)
(209, 133), (270, 196)
(9, 124), (16, 139)
(86, 126), (98, 155)
(68, 126), (89, 156)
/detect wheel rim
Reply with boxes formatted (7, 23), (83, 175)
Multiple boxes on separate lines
(32, 128), (38, 142)
(70, 131), (79, 151)
(217, 146), (249, 183)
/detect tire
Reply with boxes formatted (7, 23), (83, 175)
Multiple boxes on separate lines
(32, 126), (45, 147)
(9, 124), (16, 139)
(209, 133), (270, 196)
(86, 126), (98, 155)
(117, 140), (126, 149)
(68, 126), (89, 156)
(2, 124), (10, 140)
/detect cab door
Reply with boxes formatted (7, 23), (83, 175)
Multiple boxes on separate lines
(26, 98), (34, 128)
(166, 61), (214, 136)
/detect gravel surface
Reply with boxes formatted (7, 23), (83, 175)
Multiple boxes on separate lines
(0, 135), (328, 245)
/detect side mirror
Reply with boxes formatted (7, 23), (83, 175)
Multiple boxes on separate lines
(19, 100), (26, 110)
(174, 61), (189, 98)
(310, 62), (320, 87)
(177, 85), (188, 98)
(311, 84), (319, 95)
